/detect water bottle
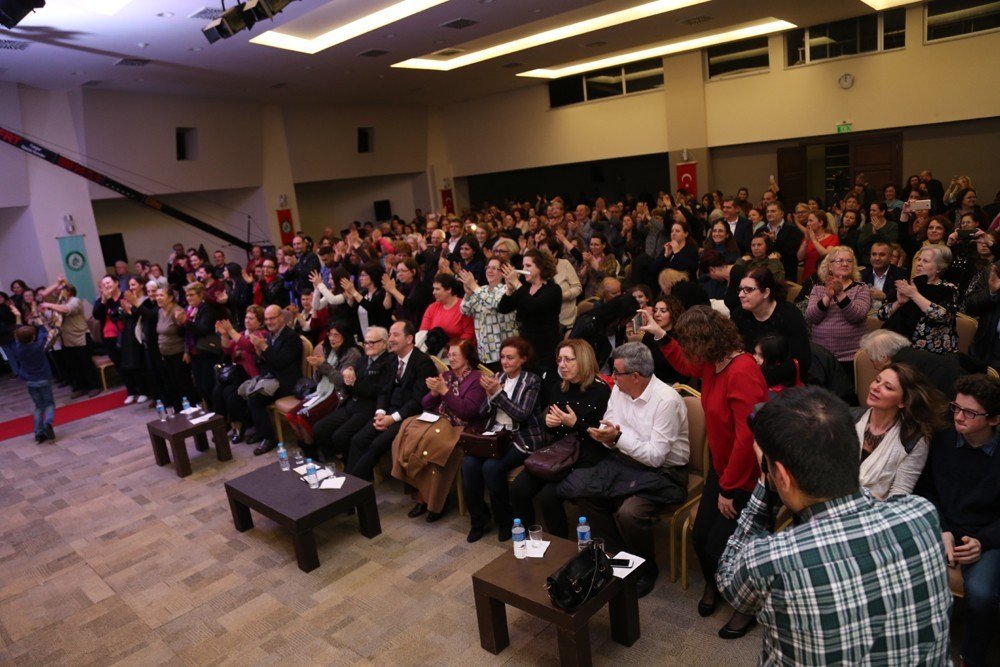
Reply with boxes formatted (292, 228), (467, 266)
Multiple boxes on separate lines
(277, 443), (290, 471)
(181, 396), (191, 412)
(305, 458), (319, 489)
(156, 400), (166, 422)
(577, 516), (591, 551)
(512, 519), (526, 559)
(293, 449), (305, 467)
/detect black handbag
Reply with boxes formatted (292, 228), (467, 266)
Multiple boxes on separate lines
(215, 363), (247, 387)
(294, 377), (318, 400)
(545, 541), (613, 612)
(457, 429), (512, 459)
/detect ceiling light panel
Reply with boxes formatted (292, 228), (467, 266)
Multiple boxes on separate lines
(251, 0), (450, 55)
(393, 0), (710, 71)
(858, 1), (921, 9)
(47, 0), (133, 16)
(517, 18), (795, 79)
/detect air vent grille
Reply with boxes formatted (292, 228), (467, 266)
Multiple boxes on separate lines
(681, 15), (712, 25)
(358, 49), (388, 57)
(440, 18), (477, 29)
(584, 41), (607, 48)
(115, 58), (151, 67)
(0, 40), (30, 51)
(189, 7), (224, 20)
(501, 62), (524, 69)
(82, 80), (104, 87)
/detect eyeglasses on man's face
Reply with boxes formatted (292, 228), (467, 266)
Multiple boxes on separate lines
(949, 402), (989, 420)
(364, 339), (387, 346)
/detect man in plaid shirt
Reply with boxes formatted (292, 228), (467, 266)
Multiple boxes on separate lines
(717, 386), (952, 665)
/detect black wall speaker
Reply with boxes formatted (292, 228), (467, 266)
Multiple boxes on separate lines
(373, 200), (392, 222)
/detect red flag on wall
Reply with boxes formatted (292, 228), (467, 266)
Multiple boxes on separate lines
(676, 162), (698, 198)
(276, 209), (294, 246)
(440, 189), (455, 215)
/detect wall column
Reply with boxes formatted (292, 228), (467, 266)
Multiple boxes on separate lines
(261, 105), (301, 243)
(663, 51), (713, 195)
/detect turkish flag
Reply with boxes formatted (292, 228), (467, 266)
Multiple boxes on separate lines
(676, 162), (698, 198)
(277, 209), (294, 246)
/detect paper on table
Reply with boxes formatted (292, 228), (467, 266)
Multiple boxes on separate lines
(180, 407), (199, 415)
(417, 412), (440, 423)
(293, 464), (309, 475)
(526, 540), (550, 558)
(189, 412), (216, 424)
(319, 477), (345, 490)
(611, 551), (645, 579)
(299, 468), (333, 483)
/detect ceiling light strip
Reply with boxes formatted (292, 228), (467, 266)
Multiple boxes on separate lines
(517, 18), (796, 79)
(251, 0), (450, 55)
(392, 0), (709, 71)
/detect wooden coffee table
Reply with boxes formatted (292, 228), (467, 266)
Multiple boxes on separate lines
(223, 463), (381, 572)
(146, 413), (230, 478)
(472, 534), (640, 667)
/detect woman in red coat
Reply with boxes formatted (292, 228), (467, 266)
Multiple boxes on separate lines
(640, 305), (768, 639)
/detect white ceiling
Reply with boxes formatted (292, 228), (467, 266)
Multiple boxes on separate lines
(0, 0), (899, 106)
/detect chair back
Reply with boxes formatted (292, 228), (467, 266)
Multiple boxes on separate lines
(988, 366), (999, 380)
(853, 347), (878, 407)
(300, 336), (313, 378)
(785, 281), (802, 302)
(866, 315), (883, 334)
(431, 355), (449, 375)
(477, 363), (494, 377)
(683, 395), (708, 480)
(955, 313), (977, 355)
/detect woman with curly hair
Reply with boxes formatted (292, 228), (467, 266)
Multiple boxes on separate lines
(855, 362), (946, 498)
(639, 305), (767, 639)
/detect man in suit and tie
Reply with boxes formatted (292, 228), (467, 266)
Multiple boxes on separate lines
(722, 197), (753, 255)
(763, 201), (803, 282)
(860, 242), (907, 308)
(250, 305), (304, 455)
(346, 320), (437, 481)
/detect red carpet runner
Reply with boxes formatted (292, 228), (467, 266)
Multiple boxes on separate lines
(0, 389), (128, 441)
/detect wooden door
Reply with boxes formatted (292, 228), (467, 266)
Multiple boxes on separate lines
(850, 133), (902, 193)
(777, 146), (807, 206)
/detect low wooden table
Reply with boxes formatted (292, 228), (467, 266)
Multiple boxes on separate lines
(472, 535), (640, 667)
(146, 413), (230, 478)
(223, 463), (381, 572)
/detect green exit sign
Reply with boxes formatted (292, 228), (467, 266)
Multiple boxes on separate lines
(837, 122), (853, 134)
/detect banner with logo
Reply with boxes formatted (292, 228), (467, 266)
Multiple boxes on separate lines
(676, 161), (698, 198)
(277, 209), (295, 246)
(57, 235), (96, 304)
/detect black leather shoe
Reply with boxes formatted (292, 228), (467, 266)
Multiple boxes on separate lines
(718, 613), (757, 640)
(229, 427), (245, 445)
(44, 424), (55, 441)
(253, 439), (276, 456)
(635, 574), (657, 599)
(497, 524), (512, 542)
(698, 583), (718, 617)
(425, 509), (445, 523)
(407, 503), (427, 518)
(467, 525), (488, 543)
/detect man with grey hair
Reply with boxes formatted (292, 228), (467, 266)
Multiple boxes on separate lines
(859, 329), (965, 399)
(557, 342), (689, 597)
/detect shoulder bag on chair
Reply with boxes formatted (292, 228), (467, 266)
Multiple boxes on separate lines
(546, 541), (613, 612)
(523, 434), (579, 481)
(457, 429), (512, 459)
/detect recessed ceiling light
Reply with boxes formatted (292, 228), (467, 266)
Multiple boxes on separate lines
(387, 33), (397, 38)
(156, 11), (174, 18)
(188, 47), (203, 51)
(251, 0), (449, 55)
(393, 0), (710, 71)
(138, 42), (149, 48)
(517, 18), (795, 78)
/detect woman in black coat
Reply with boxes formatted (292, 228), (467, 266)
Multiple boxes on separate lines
(119, 277), (152, 403)
(497, 249), (563, 378)
(184, 282), (225, 408)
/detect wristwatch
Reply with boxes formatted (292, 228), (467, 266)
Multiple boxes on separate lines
(613, 429), (623, 445)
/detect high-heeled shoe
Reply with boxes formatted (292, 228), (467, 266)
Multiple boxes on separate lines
(698, 583), (718, 617)
(407, 503), (427, 518)
(718, 612), (757, 639)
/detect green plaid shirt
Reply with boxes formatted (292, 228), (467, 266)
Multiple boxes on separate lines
(717, 482), (952, 666)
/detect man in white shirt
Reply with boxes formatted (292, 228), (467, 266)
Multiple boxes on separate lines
(557, 342), (689, 597)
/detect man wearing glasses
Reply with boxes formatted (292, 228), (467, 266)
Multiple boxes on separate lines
(311, 327), (395, 462)
(257, 259), (290, 309)
(247, 305), (302, 455)
(918, 374), (1000, 667)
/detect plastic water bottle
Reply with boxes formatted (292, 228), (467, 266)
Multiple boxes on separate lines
(277, 443), (290, 471)
(181, 396), (191, 412)
(577, 516), (591, 551)
(512, 519), (526, 559)
(293, 449), (305, 467)
(305, 458), (319, 489)
(156, 400), (166, 422)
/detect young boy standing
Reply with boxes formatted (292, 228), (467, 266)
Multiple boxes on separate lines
(14, 325), (56, 443)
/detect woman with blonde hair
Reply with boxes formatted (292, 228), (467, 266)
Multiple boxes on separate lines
(855, 362), (946, 498)
(805, 246), (871, 383)
(508, 339), (612, 540)
(640, 305), (767, 638)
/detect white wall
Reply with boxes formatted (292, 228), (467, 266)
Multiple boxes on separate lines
(0, 82), (30, 209)
(436, 84), (669, 177)
(295, 173), (429, 236)
(93, 187), (265, 267)
(0, 207), (47, 288)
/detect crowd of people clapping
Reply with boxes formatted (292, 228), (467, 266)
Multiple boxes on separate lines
(3, 168), (999, 664)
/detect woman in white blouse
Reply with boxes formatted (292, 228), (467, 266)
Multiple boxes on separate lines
(855, 362), (946, 498)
